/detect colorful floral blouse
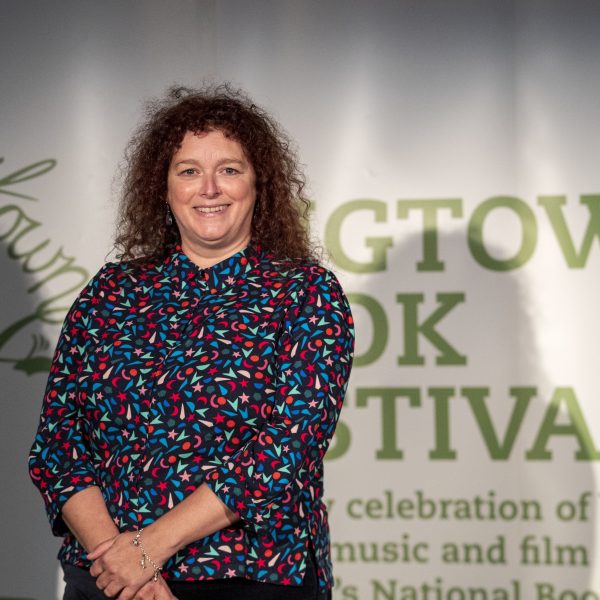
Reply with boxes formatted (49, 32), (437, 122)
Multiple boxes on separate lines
(29, 245), (354, 592)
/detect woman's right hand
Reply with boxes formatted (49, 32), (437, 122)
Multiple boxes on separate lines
(134, 577), (177, 600)
(89, 538), (177, 599)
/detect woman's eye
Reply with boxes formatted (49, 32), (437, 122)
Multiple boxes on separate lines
(223, 167), (239, 175)
(181, 168), (196, 175)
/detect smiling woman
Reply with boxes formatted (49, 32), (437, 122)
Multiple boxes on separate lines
(28, 85), (354, 600)
(167, 130), (257, 267)
(114, 85), (313, 265)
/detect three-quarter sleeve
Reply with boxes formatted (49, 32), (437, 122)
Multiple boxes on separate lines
(202, 267), (354, 536)
(28, 267), (106, 536)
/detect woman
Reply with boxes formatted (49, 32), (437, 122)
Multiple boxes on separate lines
(29, 85), (354, 600)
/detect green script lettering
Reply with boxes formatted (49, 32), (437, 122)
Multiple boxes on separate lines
(0, 158), (56, 200)
(0, 158), (90, 374)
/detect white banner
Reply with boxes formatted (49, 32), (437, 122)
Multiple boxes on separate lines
(2, 1), (599, 599)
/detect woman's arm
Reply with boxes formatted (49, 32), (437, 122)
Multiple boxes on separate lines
(200, 267), (355, 536)
(142, 481), (239, 559)
(87, 483), (237, 600)
(29, 267), (109, 536)
(62, 486), (120, 552)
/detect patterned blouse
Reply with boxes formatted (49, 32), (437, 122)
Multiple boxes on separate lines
(29, 245), (354, 592)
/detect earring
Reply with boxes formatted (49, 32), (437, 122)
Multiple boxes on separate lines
(166, 204), (173, 226)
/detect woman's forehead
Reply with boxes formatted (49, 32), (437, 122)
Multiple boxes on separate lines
(172, 129), (251, 161)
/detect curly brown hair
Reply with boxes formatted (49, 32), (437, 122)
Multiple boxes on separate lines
(114, 84), (315, 263)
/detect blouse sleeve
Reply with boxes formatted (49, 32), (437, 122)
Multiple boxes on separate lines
(28, 265), (107, 536)
(202, 266), (354, 536)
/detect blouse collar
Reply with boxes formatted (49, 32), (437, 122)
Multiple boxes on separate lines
(162, 244), (262, 291)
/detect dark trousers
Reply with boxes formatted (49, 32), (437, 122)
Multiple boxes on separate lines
(63, 550), (331, 600)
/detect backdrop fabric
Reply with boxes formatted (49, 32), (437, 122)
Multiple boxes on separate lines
(1, 2), (600, 599)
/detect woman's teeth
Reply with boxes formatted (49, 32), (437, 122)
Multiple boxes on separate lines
(196, 205), (227, 213)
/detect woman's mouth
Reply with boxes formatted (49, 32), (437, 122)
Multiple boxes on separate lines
(194, 204), (229, 213)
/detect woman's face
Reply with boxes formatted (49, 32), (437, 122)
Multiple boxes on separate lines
(167, 129), (256, 267)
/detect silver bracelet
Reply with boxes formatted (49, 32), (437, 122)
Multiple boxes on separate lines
(132, 528), (162, 582)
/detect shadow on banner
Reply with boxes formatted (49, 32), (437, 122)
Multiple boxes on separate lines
(333, 225), (596, 595)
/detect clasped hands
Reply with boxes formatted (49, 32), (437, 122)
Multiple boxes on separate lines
(88, 532), (176, 600)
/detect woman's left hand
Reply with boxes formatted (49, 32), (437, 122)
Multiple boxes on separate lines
(88, 532), (156, 599)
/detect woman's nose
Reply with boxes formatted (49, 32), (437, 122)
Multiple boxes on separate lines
(199, 173), (220, 198)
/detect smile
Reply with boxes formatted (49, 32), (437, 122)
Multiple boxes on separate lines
(194, 205), (229, 213)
